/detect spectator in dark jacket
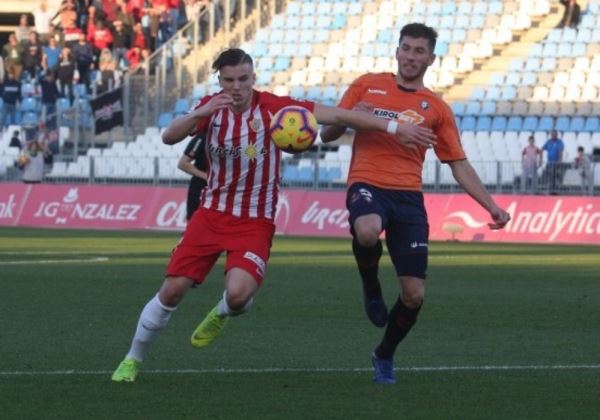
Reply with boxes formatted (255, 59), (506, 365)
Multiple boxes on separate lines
(72, 33), (95, 93)
(57, 48), (76, 103)
(23, 32), (43, 79)
(1, 71), (21, 130)
(3, 34), (24, 81)
(39, 71), (60, 116)
(111, 19), (133, 66)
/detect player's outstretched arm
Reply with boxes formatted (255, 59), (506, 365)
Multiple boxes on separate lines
(448, 159), (511, 229)
(320, 101), (374, 143)
(313, 104), (437, 149)
(162, 94), (233, 145)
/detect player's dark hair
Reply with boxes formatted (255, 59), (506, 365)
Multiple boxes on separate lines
(399, 23), (438, 53)
(212, 48), (253, 71)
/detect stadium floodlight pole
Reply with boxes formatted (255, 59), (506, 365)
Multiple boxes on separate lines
(144, 57), (149, 129)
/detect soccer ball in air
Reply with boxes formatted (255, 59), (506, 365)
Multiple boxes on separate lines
(269, 106), (318, 154)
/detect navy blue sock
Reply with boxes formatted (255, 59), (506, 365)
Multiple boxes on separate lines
(352, 238), (383, 300)
(375, 296), (422, 360)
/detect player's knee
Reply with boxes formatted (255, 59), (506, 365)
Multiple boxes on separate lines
(354, 225), (380, 247)
(402, 287), (424, 308)
(226, 291), (253, 313)
(159, 276), (192, 306)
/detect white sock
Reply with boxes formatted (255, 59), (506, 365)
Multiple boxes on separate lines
(215, 291), (254, 317)
(126, 294), (176, 362)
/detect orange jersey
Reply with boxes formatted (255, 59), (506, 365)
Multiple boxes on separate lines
(338, 73), (465, 191)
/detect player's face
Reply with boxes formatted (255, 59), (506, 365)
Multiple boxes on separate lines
(218, 62), (256, 111)
(396, 36), (435, 83)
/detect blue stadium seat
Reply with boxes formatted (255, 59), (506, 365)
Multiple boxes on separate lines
(475, 116), (492, 131)
(298, 167), (314, 182)
(538, 116), (554, 131)
(470, 87), (486, 100)
(501, 86), (517, 101)
(192, 84), (206, 99)
(555, 116), (570, 132)
(289, 86), (305, 98)
(451, 102), (465, 116)
(485, 87), (500, 101)
(21, 112), (38, 127)
(21, 83), (36, 98)
(507, 116), (523, 131)
(158, 112), (174, 129)
(491, 116), (507, 131)
(21, 97), (38, 112)
(173, 98), (190, 115)
(523, 116), (539, 131)
(480, 101), (496, 116)
(583, 116), (600, 132)
(282, 165), (299, 182)
(461, 116), (476, 131)
(274, 57), (290, 71)
(465, 101), (481, 115)
(569, 117), (585, 132)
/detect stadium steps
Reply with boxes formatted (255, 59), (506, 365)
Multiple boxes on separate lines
(444, 4), (564, 102)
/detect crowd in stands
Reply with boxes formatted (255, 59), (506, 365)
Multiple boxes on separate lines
(0, 0), (230, 131)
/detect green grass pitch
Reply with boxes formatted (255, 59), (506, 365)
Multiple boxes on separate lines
(1, 227), (599, 419)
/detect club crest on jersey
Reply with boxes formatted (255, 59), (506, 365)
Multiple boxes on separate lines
(248, 119), (262, 132)
(420, 101), (429, 110)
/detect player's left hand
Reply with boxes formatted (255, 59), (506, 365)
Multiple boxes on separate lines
(488, 205), (511, 230)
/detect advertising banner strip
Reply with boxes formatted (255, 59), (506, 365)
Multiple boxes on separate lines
(2, 183), (599, 245)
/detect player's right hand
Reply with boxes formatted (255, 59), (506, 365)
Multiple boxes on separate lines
(394, 123), (437, 150)
(192, 94), (234, 117)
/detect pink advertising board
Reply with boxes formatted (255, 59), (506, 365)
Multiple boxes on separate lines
(2, 183), (600, 245)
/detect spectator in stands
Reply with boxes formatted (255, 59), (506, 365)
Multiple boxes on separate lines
(39, 71), (60, 117)
(72, 33), (94, 93)
(43, 36), (62, 73)
(88, 20), (114, 56)
(97, 48), (119, 93)
(111, 19), (133, 67)
(76, 0), (92, 30)
(559, 0), (581, 28)
(18, 140), (47, 183)
(34, 1), (54, 42)
(59, 0), (78, 31)
(0, 71), (21, 131)
(15, 14), (32, 45)
(9, 130), (22, 150)
(320, 23), (511, 385)
(178, 134), (207, 221)
(115, 0), (135, 28)
(132, 22), (148, 50)
(102, 0), (120, 22)
(542, 129), (565, 194)
(574, 146), (592, 190)
(23, 32), (44, 80)
(521, 135), (542, 191)
(125, 45), (143, 69)
(3, 34), (24, 81)
(57, 47), (76, 103)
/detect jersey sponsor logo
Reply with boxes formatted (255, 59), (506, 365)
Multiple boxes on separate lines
(243, 251), (266, 277)
(373, 108), (425, 125)
(367, 88), (387, 95)
(209, 143), (267, 159)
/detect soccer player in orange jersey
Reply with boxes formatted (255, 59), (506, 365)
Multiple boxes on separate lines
(321, 23), (511, 385)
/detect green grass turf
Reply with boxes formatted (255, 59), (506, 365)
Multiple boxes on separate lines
(1, 227), (599, 419)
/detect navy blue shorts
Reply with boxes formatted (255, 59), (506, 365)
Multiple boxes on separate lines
(346, 182), (429, 279)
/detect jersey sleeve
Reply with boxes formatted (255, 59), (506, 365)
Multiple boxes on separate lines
(433, 102), (466, 162)
(261, 91), (315, 114)
(337, 75), (368, 110)
(190, 95), (214, 135)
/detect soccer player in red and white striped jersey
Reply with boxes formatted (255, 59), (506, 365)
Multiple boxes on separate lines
(112, 48), (437, 382)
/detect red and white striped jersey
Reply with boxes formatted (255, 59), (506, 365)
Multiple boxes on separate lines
(191, 90), (314, 220)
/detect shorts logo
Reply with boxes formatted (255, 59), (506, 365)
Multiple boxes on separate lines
(410, 242), (428, 249)
(244, 251), (266, 277)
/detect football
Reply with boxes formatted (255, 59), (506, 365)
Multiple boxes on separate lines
(269, 106), (318, 154)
